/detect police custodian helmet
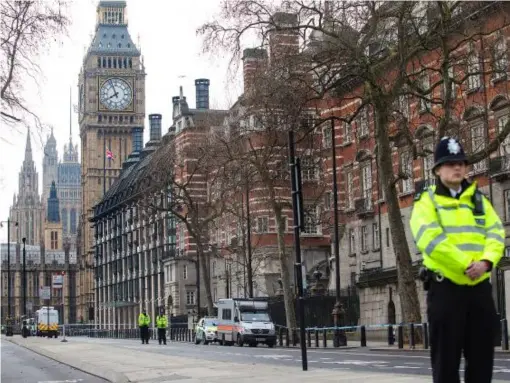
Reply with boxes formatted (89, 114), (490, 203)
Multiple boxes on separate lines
(433, 136), (468, 169)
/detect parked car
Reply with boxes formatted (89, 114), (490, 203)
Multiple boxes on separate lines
(195, 317), (219, 345)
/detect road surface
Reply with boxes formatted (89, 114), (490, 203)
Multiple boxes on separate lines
(73, 337), (510, 380)
(1, 340), (109, 383)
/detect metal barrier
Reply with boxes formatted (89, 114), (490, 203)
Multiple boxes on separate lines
(54, 319), (510, 351)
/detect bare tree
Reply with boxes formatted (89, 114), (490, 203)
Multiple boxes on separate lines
(144, 125), (238, 315)
(1, 0), (69, 132)
(199, 0), (510, 327)
(212, 46), (329, 333)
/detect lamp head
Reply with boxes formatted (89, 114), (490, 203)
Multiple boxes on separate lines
(22, 237), (26, 244)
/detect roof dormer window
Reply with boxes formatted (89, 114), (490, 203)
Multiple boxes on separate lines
(112, 34), (116, 39)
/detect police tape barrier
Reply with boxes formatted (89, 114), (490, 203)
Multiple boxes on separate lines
(55, 320), (510, 352)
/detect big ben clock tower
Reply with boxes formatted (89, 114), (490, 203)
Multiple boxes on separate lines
(77, 0), (145, 321)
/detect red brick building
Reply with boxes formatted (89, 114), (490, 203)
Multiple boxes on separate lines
(318, 2), (510, 325)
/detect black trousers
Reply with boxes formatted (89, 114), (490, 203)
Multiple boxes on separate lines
(140, 326), (149, 344)
(158, 328), (166, 344)
(427, 278), (497, 383)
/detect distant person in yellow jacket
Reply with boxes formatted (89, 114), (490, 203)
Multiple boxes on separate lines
(411, 137), (504, 383)
(156, 309), (168, 345)
(138, 309), (150, 345)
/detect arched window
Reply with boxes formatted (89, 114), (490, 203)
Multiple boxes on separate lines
(463, 106), (486, 174)
(490, 95), (510, 157)
(70, 208), (77, 234)
(108, 58), (111, 68)
(415, 125), (435, 183)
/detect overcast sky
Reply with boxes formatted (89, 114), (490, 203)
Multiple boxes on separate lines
(0, 0), (244, 242)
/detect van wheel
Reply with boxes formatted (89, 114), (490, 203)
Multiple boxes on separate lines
(236, 334), (243, 347)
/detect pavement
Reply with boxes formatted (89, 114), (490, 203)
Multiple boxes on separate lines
(5, 336), (510, 383)
(0, 339), (108, 383)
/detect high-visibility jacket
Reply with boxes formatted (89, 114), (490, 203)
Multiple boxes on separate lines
(138, 313), (150, 327)
(410, 182), (505, 286)
(156, 315), (168, 329)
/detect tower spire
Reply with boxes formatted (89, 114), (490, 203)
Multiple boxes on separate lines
(69, 86), (73, 145)
(24, 127), (32, 163)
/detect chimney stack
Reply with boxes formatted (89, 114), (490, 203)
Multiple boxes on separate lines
(269, 12), (299, 64)
(242, 48), (268, 96)
(148, 114), (162, 142)
(195, 78), (210, 109)
(131, 127), (143, 153)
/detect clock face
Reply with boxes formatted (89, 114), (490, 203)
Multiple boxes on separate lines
(99, 78), (133, 111)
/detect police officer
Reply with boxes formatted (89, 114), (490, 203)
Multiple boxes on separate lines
(156, 309), (168, 345)
(410, 137), (505, 383)
(138, 309), (150, 344)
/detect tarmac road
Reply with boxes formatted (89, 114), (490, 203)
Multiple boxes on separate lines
(74, 337), (510, 380)
(1, 339), (109, 383)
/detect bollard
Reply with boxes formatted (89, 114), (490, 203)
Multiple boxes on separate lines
(221, 333), (225, 345)
(397, 325), (404, 349)
(315, 329), (319, 348)
(279, 327), (283, 346)
(322, 329), (327, 348)
(409, 323), (416, 349)
(292, 328), (297, 347)
(307, 330), (311, 347)
(285, 328), (290, 347)
(423, 323), (429, 350)
(360, 325), (367, 347)
(502, 319), (509, 351)
(388, 325), (395, 345)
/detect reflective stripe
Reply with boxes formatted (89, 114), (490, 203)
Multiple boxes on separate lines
(443, 226), (486, 235)
(415, 222), (441, 243)
(486, 232), (505, 243)
(457, 243), (485, 252)
(437, 204), (473, 211)
(487, 223), (504, 231)
(425, 233), (447, 255)
(428, 189), (444, 227)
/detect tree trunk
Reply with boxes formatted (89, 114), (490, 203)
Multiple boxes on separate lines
(274, 206), (297, 336)
(375, 106), (422, 326)
(196, 241), (214, 315)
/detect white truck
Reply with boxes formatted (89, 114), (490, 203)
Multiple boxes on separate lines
(35, 306), (59, 338)
(216, 298), (276, 347)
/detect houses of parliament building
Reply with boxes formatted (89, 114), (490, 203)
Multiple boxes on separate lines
(1, 126), (81, 323)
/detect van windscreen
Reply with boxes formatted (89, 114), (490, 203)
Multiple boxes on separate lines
(240, 310), (270, 322)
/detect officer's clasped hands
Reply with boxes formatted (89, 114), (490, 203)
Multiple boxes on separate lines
(465, 261), (489, 280)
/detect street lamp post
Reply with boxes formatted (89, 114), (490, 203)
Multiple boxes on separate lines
(21, 237), (27, 338)
(22, 237), (27, 317)
(330, 120), (347, 347)
(1, 219), (19, 337)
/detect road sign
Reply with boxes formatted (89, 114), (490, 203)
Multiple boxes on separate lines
(40, 286), (51, 300)
(52, 274), (63, 289)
